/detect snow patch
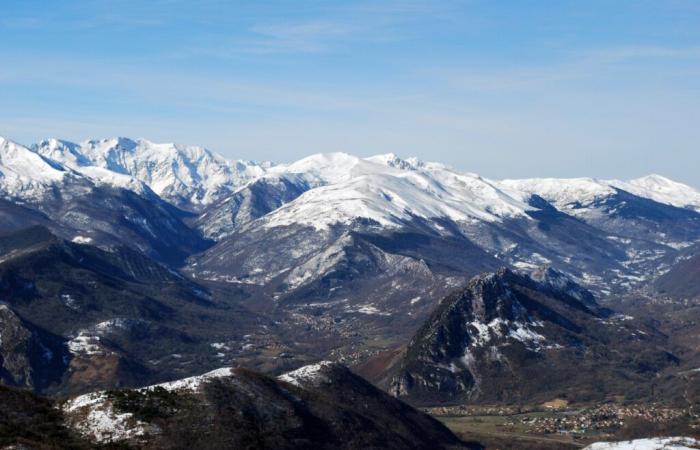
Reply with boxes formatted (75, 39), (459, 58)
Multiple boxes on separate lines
(150, 367), (235, 392)
(68, 334), (103, 356)
(584, 436), (700, 450)
(346, 304), (392, 316)
(63, 393), (154, 443)
(60, 294), (80, 310)
(278, 361), (334, 387)
(468, 318), (548, 349)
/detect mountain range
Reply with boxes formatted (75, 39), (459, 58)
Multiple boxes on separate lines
(11, 136), (700, 293)
(0, 134), (699, 446)
(6, 136), (697, 326)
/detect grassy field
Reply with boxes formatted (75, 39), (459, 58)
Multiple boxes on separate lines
(439, 413), (602, 450)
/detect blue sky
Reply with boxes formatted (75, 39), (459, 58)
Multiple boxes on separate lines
(1, 1), (699, 186)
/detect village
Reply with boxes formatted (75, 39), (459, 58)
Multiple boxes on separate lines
(509, 404), (687, 435)
(427, 402), (693, 439)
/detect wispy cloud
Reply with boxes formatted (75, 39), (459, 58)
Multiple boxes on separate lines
(245, 20), (358, 53)
(169, 19), (367, 59)
(0, 54), (411, 115)
(170, 0), (466, 57)
(426, 45), (700, 92)
(0, 16), (46, 30)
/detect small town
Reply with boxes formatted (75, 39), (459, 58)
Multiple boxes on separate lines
(427, 402), (694, 438)
(510, 404), (687, 435)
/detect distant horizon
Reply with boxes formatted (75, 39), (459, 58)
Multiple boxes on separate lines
(2, 132), (698, 190)
(2, 1), (699, 187)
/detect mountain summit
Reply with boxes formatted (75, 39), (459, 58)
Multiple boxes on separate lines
(33, 137), (267, 209)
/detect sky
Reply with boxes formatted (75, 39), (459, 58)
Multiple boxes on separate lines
(1, 0), (699, 186)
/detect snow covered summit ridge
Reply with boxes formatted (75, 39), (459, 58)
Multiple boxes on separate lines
(0, 136), (74, 200)
(33, 137), (270, 208)
(2, 135), (699, 225)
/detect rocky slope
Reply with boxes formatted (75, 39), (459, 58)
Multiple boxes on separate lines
(654, 249), (700, 299)
(0, 363), (476, 449)
(0, 226), (265, 395)
(378, 268), (679, 405)
(61, 362), (476, 449)
(0, 384), (93, 449)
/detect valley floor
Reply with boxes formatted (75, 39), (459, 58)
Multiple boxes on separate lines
(432, 402), (700, 450)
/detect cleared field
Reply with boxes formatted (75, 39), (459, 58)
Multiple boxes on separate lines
(439, 414), (600, 450)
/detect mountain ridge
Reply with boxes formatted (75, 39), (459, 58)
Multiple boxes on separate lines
(3, 135), (696, 220)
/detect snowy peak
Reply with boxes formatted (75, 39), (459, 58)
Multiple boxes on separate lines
(33, 138), (91, 167)
(632, 173), (678, 186)
(0, 137), (72, 200)
(34, 137), (270, 208)
(497, 177), (616, 210)
(0, 137), (66, 180)
(272, 152), (384, 187)
(261, 152), (532, 231)
(499, 174), (700, 214)
(6, 134), (700, 233)
(365, 153), (423, 171)
(31, 138), (155, 197)
(613, 174), (700, 212)
(366, 153), (456, 174)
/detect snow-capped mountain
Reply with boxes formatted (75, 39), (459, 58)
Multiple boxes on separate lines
(33, 137), (269, 209)
(498, 177), (617, 212)
(499, 174), (700, 216)
(0, 137), (77, 201)
(21, 135), (700, 236)
(191, 151), (536, 241)
(615, 174), (700, 212)
(0, 137), (209, 264)
(499, 174), (700, 248)
(259, 152), (532, 231)
(194, 172), (310, 240)
(4, 134), (700, 302)
(191, 150), (700, 306)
